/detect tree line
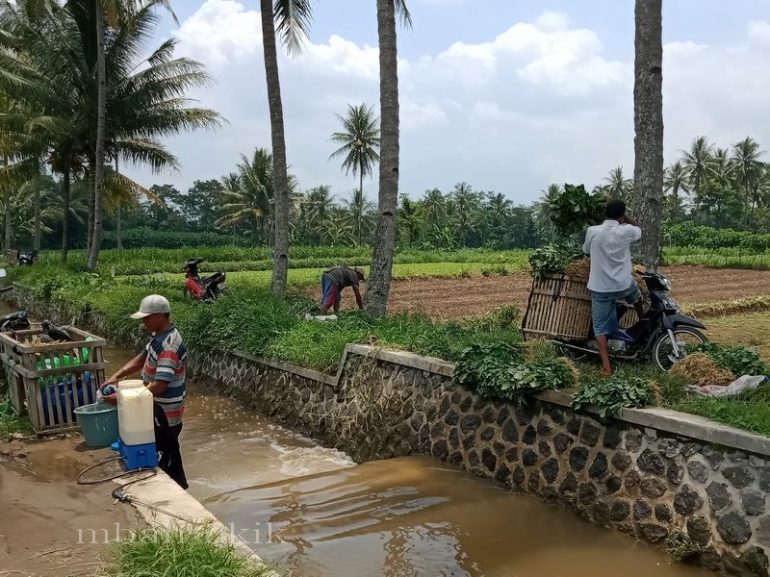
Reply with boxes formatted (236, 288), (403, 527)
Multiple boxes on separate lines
(0, 0), (731, 315)
(13, 132), (768, 254)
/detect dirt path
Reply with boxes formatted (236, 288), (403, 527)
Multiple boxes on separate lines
(305, 265), (770, 320)
(0, 436), (144, 577)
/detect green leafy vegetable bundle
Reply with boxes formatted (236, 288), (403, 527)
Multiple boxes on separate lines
(528, 242), (585, 281)
(549, 184), (607, 238)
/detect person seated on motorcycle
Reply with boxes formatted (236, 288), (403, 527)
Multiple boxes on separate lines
(583, 200), (646, 375)
(185, 274), (206, 300)
(319, 266), (365, 315)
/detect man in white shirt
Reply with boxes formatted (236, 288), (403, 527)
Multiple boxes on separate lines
(583, 200), (646, 375)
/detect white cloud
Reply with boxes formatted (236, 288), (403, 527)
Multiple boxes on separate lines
(173, 0), (261, 66)
(748, 21), (770, 43)
(125, 2), (770, 207)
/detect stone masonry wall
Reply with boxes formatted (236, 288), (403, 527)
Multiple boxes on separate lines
(190, 349), (770, 577)
(7, 288), (770, 576)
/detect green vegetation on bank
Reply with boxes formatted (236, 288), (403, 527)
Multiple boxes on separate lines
(109, 524), (271, 577)
(8, 251), (770, 437)
(12, 267), (520, 373)
(0, 397), (32, 437)
(33, 246), (531, 276)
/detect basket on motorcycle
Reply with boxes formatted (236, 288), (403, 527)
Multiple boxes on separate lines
(521, 273), (638, 341)
(0, 325), (107, 434)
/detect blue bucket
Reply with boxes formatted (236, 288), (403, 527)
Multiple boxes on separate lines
(74, 403), (119, 448)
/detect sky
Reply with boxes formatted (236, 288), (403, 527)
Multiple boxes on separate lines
(122, 0), (770, 206)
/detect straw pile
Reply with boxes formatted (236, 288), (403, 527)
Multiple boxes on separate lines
(563, 258), (648, 294)
(670, 353), (735, 386)
(563, 257), (590, 279)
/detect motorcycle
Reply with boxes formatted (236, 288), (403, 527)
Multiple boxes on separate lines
(17, 249), (38, 266)
(554, 271), (707, 371)
(183, 258), (227, 301)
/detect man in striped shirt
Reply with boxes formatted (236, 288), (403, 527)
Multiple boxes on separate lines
(102, 294), (188, 489)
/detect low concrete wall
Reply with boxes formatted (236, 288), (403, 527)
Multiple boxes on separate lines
(8, 288), (770, 576)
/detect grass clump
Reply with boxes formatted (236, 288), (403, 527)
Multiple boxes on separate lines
(671, 384), (770, 437)
(0, 396), (32, 437)
(108, 523), (271, 577)
(665, 531), (702, 563)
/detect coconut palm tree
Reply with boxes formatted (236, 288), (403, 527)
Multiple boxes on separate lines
(663, 161), (689, 225)
(682, 136), (714, 204)
(534, 183), (561, 242)
(604, 166), (634, 204)
(365, 0), (412, 316)
(709, 148), (734, 188)
(87, 0), (176, 269)
(261, 0), (314, 296)
(732, 137), (765, 224)
(329, 103), (381, 202)
(633, 0), (663, 270)
(341, 188), (375, 245)
(450, 181), (477, 247)
(0, 0), (221, 261)
(217, 149), (274, 243)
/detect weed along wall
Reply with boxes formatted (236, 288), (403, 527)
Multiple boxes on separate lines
(6, 288), (770, 577)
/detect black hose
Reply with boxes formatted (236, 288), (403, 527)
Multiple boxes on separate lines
(77, 456), (157, 487)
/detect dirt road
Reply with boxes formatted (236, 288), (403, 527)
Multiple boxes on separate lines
(306, 266), (770, 320)
(0, 436), (144, 577)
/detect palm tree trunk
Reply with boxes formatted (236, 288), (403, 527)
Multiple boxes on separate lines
(87, 0), (107, 271)
(359, 172), (364, 245)
(260, 0), (290, 297)
(116, 206), (122, 249)
(365, 0), (400, 316)
(1, 156), (9, 251)
(632, 0), (664, 271)
(86, 170), (93, 254)
(4, 190), (10, 252)
(671, 183), (679, 225)
(61, 164), (70, 263)
(33, 173), (41, 251)
(115, 157), (122, 249)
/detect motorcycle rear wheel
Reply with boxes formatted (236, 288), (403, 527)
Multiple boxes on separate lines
(652, 327), (707, 371)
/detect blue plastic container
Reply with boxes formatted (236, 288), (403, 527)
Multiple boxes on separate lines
(40, 374), (94, 426)
(74, 403), (119, 448)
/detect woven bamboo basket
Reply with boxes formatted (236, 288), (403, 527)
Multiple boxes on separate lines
(521, 274), (638, 341)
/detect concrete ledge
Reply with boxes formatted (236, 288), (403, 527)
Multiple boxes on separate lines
(234, 350), (337, 386)
(344, 344), (455, 377)
(232, 344), (455, 391)
(115, 472), (277, 576)
(537, 390), (770, 458)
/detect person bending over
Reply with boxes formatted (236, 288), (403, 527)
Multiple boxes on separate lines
(319, 266), (365, 315)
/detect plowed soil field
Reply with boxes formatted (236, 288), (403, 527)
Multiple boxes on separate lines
(307, 266), (770, 320)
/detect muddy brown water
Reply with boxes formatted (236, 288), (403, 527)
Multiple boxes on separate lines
(4, 304), (713, 577)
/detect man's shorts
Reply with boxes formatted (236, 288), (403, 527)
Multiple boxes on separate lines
(321, 274), (341, 308)
(590, 283), (642, 337)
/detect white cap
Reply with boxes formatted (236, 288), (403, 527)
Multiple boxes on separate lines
(130, 294), (171, 319)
